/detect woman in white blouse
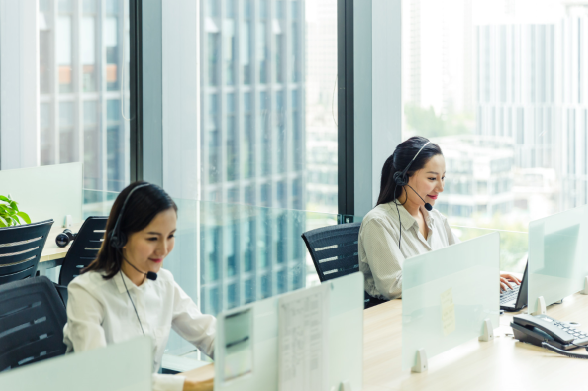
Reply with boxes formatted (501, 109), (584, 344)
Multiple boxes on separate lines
(63, 182), (215, 391)
(358, 136), (520, 302)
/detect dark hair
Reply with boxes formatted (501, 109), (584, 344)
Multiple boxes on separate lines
(376, 136), (443, 206)
(84, 181), (178, 279)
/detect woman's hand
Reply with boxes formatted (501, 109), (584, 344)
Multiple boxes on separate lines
(500, 273), (521, 292)
(183, 378), (214, 391)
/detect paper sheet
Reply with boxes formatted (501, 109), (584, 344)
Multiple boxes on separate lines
(441, 288), (455, 336)
(278, 283), (330, 391)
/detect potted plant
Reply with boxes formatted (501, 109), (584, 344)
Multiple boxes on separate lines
(0, 194), (31, 227)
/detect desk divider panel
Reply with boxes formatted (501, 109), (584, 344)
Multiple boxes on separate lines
(0, 162), (82, 225)
(0, 336), (152, 391)
(402, 233), (500, 371)
(528, 205), (588, 314)
(214, 272), (363, 391)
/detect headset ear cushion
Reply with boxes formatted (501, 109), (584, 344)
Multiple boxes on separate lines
(393, 171), (407, 186)
(118, 232), (127, 248)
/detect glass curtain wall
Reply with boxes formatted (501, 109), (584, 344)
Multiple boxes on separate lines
(1, 0), (131, 196)
(198, 0), (338, 315)
(200, 0), (338, 213)
(402, 0), (587, 271)
(162, 0), (339, 318)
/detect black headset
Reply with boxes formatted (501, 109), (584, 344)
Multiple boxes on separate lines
(55, 229), (77, 248)
(109, 183), (150, 249)
(392, 140), (434, 250)
(111, 183), (158, 335)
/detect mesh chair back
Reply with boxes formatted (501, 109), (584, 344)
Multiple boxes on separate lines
(301, 223), (361, 282)
(58, 216), (107, 287)
(0, 220), (54, 285)
(0, 276), (67, 371)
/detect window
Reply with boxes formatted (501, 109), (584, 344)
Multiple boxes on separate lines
(1, 0), (131, 193)
(162, 0), (338, 318)
(402, 0), (585, 271)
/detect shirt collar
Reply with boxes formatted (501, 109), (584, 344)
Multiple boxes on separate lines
(388, 202), (434, 231)
(114, 269), (140, 294)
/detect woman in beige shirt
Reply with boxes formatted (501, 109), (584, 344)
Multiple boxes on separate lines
(358, 136), (519, 301)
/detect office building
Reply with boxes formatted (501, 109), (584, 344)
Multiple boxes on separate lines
(198, 0), (307, 315)
(38, 0), (130, 193)
(434, 135), (514, 223)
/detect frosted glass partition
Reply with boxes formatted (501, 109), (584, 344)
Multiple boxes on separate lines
(451, 226), (528, 273)
(214, 272), (363, 391)
(0, 162), (82, 225)
(528, 205), (588, 314)
(402, 233), (500, 371)
(0, 336), (152, 391)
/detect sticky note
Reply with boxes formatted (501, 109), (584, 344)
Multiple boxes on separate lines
(440, 288), (455, 336)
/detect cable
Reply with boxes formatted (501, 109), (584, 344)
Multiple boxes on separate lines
(391, 185), (409, 250)
(120, 270), (145, 335)
(542, 342), (588, 359)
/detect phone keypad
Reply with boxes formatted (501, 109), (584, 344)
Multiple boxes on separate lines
(553, 321), (588, 343)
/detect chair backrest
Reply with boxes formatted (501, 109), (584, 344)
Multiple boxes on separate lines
(58, 216), (107, 286)
(0, 276), (67, 371)
(301, 223), (361, 282)
(0, 220), (54, 285)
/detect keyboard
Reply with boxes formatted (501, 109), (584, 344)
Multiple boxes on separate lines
(500, 283), (520, 304)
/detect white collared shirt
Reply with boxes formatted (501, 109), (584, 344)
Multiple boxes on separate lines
(358, 202), (460, 300)
(63, 268), (216, 391)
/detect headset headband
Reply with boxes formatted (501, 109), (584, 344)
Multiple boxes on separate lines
(401, 141), (431, 176)
(110, 183), (151, 246)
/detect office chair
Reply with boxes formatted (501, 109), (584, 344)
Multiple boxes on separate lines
(301, 223), (384, 309)
(0, 219), (54, 285)
(0, 276), (67, 371)
(54, 216), (107, 305)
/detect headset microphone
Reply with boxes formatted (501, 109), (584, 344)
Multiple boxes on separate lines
(124, 258), (158, 281)
(406, 184), (433, 211)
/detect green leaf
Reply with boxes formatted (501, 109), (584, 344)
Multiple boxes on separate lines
(0, 218), (6, 228)
(12, 215), (21, 225)
(0, 216), (9, 227)
(0, 195), (9, 202)
(16, 212), (31, 224)
(9, 201), (18, 212)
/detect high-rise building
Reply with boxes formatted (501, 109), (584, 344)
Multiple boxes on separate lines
(306, 0), (338, 214)
(434, 135), (514, 222)
(38, 0), (130, 194)
(474, 8), (588, 212)
(198, 0), (307, 315)
(405, 0), (474, 116)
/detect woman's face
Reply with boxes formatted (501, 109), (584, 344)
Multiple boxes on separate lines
(406, 154), (446, 207)
(123, 208), (177, 275)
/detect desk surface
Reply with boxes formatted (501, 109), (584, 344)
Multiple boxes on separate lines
(363, 294), (588, 390)
(183, 293), (588, 390)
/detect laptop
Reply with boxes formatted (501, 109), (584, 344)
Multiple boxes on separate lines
(500, 261), (528, 312)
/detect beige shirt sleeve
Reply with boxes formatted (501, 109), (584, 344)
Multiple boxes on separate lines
(360, 218), (405, 300)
